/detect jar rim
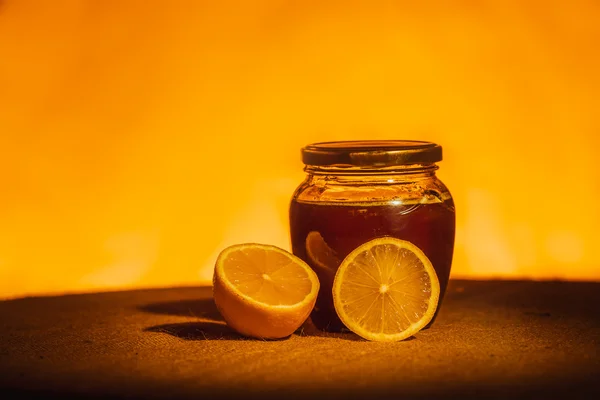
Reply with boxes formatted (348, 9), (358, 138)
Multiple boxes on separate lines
(301, 140), (442, 167)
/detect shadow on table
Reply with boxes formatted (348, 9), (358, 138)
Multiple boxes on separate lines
(139, 288), (246, 340)
(144, 321), (244, 340)
(295, 320), (372, 342)
(138, 288), (222, 321)
(144, 320), (366, 342)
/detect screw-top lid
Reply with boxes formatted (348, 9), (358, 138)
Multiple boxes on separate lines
(301, 140), (442, 167)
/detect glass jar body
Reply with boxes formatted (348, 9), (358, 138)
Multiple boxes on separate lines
(289, 165), (455, 332)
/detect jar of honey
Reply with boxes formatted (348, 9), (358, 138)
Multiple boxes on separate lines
(289, 140), (455, 332)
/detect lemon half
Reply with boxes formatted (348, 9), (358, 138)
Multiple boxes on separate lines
(213, 243), (320, 339)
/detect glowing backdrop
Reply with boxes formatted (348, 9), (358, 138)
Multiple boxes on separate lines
(0, 0), (599, 299)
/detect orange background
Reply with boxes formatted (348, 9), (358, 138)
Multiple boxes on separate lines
(1, 0), (599, 299)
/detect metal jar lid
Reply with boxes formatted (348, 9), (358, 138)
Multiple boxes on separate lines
(301, 140), (442, 167)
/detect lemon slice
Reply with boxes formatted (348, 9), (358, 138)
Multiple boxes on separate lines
(305, 231), (341, 287)
(306, 231), (341, 273)
(213, 243), (320, 339)
(332, 237), (440, 342)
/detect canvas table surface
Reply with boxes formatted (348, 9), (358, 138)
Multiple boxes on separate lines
(1, 279), (599, 399)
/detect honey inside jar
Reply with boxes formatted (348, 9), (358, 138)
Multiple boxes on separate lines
(289, 141), (456, 332)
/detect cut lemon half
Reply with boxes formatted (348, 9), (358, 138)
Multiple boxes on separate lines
(332, 237), (440, 342)
(213, 243), (320, 339)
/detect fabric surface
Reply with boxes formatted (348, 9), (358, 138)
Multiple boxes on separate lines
(1, 280), (599, 399)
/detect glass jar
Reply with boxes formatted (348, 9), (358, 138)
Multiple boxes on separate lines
(289, 140), (455, 332)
